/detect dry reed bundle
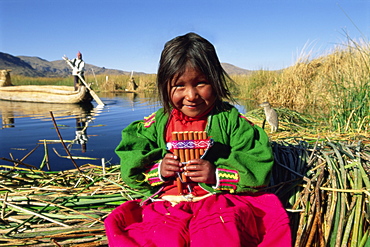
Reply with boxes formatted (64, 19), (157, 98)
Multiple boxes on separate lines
(269, 139), (370, 247)
(0, 164), (140, 247)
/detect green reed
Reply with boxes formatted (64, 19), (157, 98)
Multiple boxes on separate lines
(11, 75), (72, 86)
(324, 38), (370, 133)
(328, 76), (369, 133)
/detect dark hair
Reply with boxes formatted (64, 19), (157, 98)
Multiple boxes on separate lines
(157, 32), (235, 114)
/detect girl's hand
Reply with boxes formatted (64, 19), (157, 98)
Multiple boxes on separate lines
(183, 159), (216, 185)
(160, 153), (182, 178)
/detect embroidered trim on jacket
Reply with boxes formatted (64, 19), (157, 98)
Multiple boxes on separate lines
(216, 168), (239, 193)
(144, 112), (156, 128)
(144, 162), (164, 186)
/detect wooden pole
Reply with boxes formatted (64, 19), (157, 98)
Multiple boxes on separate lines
(63, 56), (105, 106)
(49, 111), (88, 183)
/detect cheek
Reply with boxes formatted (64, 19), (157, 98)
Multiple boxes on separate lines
(201, 86), (216, 103)
(170, 89), (182, 107)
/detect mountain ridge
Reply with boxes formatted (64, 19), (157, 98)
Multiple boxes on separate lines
(0, 52), (252, 77)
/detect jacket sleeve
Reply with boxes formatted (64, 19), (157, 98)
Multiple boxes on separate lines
(200, 107), (273, 193)
(115, 111), (167, 196)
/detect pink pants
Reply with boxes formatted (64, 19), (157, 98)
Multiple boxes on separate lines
(104, 193), (291, 247)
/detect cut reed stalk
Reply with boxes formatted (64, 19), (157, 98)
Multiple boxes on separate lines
(270, 138), (369, 246)
(1, 135), (369, 246)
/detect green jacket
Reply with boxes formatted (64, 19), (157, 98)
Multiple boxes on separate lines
(115, 102), (273, 198)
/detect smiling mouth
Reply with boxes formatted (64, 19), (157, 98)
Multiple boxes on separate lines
(183, 101), (203, 108)
(183, 103), (201, 109)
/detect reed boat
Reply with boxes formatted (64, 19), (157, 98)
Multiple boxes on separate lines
(0, 85), (92, 104)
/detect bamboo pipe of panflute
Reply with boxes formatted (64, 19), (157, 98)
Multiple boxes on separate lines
(199, 131), (207, 156)
(171, 132), (183, 194)
(182, 132), (190, 183)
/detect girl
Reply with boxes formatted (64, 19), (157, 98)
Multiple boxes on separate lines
(105, 32), (291, 247)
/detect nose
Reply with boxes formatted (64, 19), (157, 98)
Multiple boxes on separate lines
(185, 87), (197, 101)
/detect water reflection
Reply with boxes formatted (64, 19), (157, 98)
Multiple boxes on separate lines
(0, 100), (105, 154)
(71, 115), (90, 153)
(0, 100), (97, 128)
(99, 91), (160, 110)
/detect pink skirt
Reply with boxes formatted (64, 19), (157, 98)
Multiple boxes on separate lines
(104, 193), (291, 247)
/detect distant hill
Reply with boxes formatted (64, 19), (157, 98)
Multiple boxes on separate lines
(221, 63), (252, 75)
(0, 52), (135, 77)
(17, 56), (70, 77)
(0, 52), (44, 77)
(0, 52), (252, 77)
(18, 55), (135, 77)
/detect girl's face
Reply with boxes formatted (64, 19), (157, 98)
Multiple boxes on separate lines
(170, 66), (216, 117)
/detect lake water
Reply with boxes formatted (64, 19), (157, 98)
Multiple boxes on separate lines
(0, 93), (249, 171)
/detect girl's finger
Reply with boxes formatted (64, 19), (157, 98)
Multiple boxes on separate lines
(165, 165), (182, 172)
(184, 164), (205, 171)
(184, 171), (202, 177)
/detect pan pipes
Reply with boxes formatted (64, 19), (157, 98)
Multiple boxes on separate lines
(171, 131), (209, 194)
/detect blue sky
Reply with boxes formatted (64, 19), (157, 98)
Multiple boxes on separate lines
(1, 0), (369, 73)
